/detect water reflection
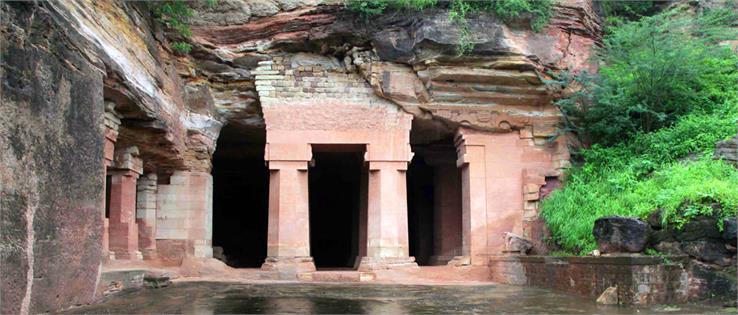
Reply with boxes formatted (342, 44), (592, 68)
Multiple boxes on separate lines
(61, 282), (733, 314)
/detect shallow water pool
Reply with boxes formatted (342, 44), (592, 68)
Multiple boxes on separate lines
(62, 282), (733, 314)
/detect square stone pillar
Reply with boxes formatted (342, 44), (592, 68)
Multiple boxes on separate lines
(454, 130), (489, 266)
(261, 159), (316, 276)
(136, 173), (158, 260)
(108, 169), (142, 260)
(358, 161), (417, 271)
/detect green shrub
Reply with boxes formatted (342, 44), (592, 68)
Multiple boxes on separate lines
(541, 104), (738, 254)
(149, 0), (217, 54)
(596, 0), (663, 27)
(552, 7), (738, 146)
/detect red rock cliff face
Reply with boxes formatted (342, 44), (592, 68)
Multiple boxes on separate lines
(0, 0), (601, 312)
(182, 0), (601, 144)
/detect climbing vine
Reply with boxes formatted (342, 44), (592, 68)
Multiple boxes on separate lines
(346, 0), (553, 56)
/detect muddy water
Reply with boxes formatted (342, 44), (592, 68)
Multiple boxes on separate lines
(62, 282), (732, 314)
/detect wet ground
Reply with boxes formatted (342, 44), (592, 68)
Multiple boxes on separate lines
(63, 282), (734, 314)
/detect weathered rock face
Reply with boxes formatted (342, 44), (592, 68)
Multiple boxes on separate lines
(593, 217), (649, 253)
(1, 0), (603, 312)
(1, 2), (105, 313)
(649, 215), (736, 266)
(43, 0), (225, 173)
(185, 0), (601, 139)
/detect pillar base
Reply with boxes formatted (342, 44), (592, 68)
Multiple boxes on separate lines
(113, 250), (143, 261)
(261, 256), (316, 280)
(357, 256), (418, 271)
(447, 256), (471, 267)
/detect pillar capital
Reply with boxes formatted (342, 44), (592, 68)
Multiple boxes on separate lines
(112, 146), (143, 175)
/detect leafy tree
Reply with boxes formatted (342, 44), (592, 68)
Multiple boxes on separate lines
(552, 6), (738, 147)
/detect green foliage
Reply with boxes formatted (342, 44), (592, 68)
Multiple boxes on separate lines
(596, 0), (662, 27)
(346, 0), (437, 16)
(171, 41), (193, 54)
(551, 7), (738, 146)
(541, 104), (738, 254)
(345, 0), (553, 55)
(542, 7), (738, 254)
(149, 0), (218, 54)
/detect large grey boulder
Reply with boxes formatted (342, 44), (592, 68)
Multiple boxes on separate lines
(593, 216), (649, 253)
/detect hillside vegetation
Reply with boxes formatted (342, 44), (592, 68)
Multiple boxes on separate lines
(541, 5), (738, 254)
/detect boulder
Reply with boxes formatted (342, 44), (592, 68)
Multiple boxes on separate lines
(593, 216), (649, 253)
(682, 240), (732, 266)
(714, 135), (737, 167)
(654, 241), (684, 256)
(648, 216), (723, 244)
(646, 210), (664, 230)
(675, 216), (722, 241)
(504, 232), (533, 254)
(596, 286), (618, 305)
(143, 271), (172, 289)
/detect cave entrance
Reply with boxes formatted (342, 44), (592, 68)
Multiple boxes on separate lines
(309, 145), (365, 270)
(212, 124), (268, 268)
(408, 121), (463, 266)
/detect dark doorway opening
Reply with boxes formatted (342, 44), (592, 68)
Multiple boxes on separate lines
(407, 157), (435, 265)
(309, 148), (364, 269)
(408, 120), (463, 266)
(212, 124), (268, 268)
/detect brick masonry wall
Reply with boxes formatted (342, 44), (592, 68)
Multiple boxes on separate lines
(254, 57), (381, 107)
(489, 256), (690, 305)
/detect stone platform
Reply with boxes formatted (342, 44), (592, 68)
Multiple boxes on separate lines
(298, 271), (377, 282)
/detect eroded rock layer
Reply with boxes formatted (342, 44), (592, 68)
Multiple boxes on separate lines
(1, 0), (602, 312)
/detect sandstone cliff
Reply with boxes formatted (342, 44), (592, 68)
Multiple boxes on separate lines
(0, 1), (601, 313)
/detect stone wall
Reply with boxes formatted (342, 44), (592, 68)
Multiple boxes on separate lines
(489, 256), (691, 305)
(156, 171), (214, 262)
(1, 2), (105, 313)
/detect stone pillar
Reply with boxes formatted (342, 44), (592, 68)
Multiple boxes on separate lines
(358, 160), (417, 271)
(108, 169), (142, 260)
(353, 166), (369, 269)
(261, 143), (315, 276)
(108, 146), (144, 260)
(136, 173), (158, 260)
(102, 102), (121, 261)
(429, 165), (463, 265)
(454, 130), (488, 266)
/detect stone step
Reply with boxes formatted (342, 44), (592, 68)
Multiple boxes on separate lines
(297, 271), (376, 282)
